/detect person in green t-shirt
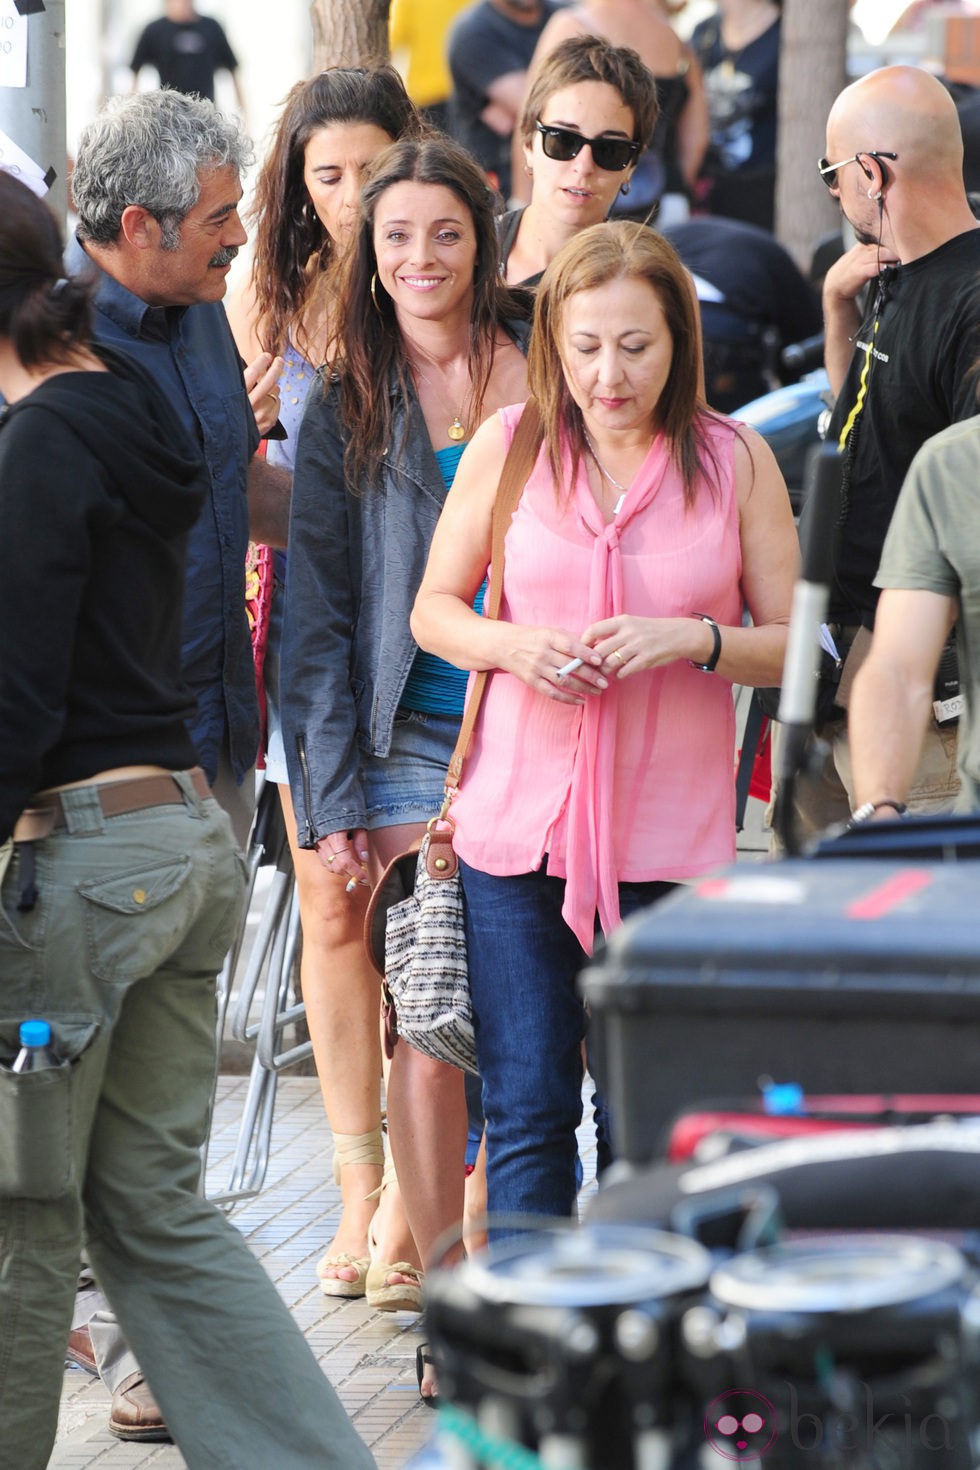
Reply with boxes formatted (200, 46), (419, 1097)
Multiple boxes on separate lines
(850, 413), (980, 818)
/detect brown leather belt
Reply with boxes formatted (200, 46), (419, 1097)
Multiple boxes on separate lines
(12, 768), (211, 842)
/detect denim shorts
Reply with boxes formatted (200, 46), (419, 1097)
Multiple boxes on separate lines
(361, 707), (460, 829)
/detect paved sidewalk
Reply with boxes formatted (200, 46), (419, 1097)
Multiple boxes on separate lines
(54, 1076), (600, 1470)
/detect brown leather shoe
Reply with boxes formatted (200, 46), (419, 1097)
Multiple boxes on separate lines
(65, 1325), (97, 1375)
(108, 1371), (172, 1443)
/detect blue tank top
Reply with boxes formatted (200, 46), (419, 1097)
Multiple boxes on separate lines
(400, 442), (485, 714)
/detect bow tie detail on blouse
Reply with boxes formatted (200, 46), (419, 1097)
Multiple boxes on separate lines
(561, 434), (672, 953)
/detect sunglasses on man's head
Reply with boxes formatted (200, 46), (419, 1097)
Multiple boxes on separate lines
(817, 150), (898, 189)
(535, 121), (640, 172)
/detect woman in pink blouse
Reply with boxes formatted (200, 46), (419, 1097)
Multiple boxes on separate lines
(412, 220), (796, 1221)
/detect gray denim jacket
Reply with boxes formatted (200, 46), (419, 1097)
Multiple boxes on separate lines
(281, 327), (528, 848)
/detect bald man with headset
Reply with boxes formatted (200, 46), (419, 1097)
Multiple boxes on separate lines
(779, 65), (980, 840)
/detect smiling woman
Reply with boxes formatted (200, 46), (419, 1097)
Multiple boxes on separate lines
(279, 135), (532, 1368)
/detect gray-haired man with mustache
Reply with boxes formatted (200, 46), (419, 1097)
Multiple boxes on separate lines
(61, 90), (296, 1443)
(69, 90), (288, 840)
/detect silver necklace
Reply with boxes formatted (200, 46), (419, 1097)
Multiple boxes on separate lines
(583, 429), (631, 496)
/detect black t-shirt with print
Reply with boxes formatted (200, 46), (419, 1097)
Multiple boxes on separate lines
(827, 228), (980, 625)
(691, 13), (780, 229)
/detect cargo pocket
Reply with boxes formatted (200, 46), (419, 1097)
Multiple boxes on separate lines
(78, 855), (194, 983)
(0, 1019), (98, 1198)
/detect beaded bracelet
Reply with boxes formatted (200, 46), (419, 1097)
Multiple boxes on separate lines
(847, 798), (909, 828)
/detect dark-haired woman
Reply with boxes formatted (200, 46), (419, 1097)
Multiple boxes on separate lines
(413, 220), (796, 1224)
(501, 35), (661, 289)
(281, 135), (530, 1380)
(514, 10), (708, 233)
(0, 171), (373, 1470)
(228, 66), (427, 1302)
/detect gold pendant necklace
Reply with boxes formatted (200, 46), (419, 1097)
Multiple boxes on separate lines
(410, 356), (469, 442)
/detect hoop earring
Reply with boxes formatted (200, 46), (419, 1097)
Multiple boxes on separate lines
(370, 271), (382, 312)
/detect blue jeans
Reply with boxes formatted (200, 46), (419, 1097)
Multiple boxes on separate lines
(460, 859), (671, 1223)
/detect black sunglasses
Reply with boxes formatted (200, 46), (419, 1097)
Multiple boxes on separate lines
(535, 121), (640, 173)
(817, 150), (898, 190)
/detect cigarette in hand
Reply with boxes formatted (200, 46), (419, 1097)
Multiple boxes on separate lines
(556, 656), (584, 681)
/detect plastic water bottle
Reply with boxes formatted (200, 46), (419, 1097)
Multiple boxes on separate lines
(761, 1080), (806, 1117)
(11, 1019), (59, 1072)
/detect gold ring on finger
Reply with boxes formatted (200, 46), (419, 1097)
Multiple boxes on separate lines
(611, 648), (625, 665)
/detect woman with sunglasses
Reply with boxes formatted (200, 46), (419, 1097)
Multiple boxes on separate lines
(412, 220), (796, 1226)
(515, 1), (709, 229)
(499, 36), (659, 290)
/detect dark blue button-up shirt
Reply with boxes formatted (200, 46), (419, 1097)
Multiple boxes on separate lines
(67, 237), (260, 784)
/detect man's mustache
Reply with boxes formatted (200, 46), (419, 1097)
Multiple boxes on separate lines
(209, 245), (239, 267)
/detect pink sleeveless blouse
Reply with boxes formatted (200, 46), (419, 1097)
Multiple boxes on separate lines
(451, 403), (743, 952)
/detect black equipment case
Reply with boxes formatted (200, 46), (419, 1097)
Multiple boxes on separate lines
(582, 856), (980, 1165)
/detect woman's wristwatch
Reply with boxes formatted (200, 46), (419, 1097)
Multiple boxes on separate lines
(689, 613), (722, 673)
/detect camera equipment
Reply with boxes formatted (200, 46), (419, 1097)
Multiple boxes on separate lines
(424, 1222), (711, 1470)
(583, 856), (980, 1167)
(681, 1233), (980, 1469)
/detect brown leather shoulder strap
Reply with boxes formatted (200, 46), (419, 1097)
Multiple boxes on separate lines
(444, 399), (543, 797)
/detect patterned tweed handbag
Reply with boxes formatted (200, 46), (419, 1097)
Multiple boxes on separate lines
(363, 400), (543, 1074)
